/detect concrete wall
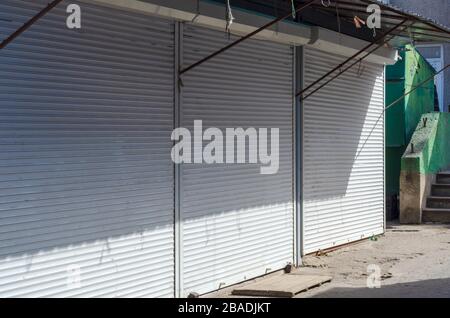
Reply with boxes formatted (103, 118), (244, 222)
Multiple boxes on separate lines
(402, 113), (450, 175)
(400, 113), (450, 223)
(385, 45), (435, 199)
(390, 0), (450, 111)
(399, 171), (434, 224)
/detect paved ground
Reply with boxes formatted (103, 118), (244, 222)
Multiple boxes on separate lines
(207, 223), (450, 298)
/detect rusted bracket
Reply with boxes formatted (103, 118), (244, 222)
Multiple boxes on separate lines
(296, 18), (409, 100)
(0, 0), (64, 50)
(179, 0), (317, 75)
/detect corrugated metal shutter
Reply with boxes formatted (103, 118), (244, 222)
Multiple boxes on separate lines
(0, 0), (175, 297)
(181, 25), (294, 295)
(302, 47), (385, 254)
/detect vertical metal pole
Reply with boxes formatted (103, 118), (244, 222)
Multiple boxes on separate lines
(382, 66), (387, 233)
(292, 46), (298, 267)
(174, 21), (183, 298)
(294, 45), (304, 266)
(300, 46), (306, 260)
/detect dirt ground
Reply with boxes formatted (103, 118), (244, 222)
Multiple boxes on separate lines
(207, 223), (450, 298)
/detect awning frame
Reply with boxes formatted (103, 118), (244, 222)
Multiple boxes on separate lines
(1, 0), (448, 102)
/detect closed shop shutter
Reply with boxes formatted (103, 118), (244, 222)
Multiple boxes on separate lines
(180, 25), (294, 295)
(0, 0), (175, 297)
(302, 47), (385, 254)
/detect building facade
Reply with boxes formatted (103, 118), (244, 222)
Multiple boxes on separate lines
(388, 0), (450, 112)
(1, 0), (446, 298)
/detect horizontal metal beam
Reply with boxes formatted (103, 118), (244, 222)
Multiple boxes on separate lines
(0, 0), (64, 50)
(179, 0), (317, 75)
(296, 18), (408, 99)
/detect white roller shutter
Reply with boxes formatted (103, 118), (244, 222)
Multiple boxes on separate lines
(181, 25), (294, 295)
(302, 47), (385, 254)
(0, 0), (175, 297)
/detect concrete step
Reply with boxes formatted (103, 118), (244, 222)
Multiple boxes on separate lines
(431, 184), (450, 197)
(423, 208), (450, 223)
(427, 196), (450, 209)
(436, 172), (450, 185)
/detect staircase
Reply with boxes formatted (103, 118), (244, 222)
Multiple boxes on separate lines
(423, 172), (450, 223)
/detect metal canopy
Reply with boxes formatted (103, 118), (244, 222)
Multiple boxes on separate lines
(1, 0), (448, 101)
(296, 0), (450, 44)
(2, 1), (449, 52)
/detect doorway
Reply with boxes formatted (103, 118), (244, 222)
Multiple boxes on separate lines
(416, 44), (445, 112)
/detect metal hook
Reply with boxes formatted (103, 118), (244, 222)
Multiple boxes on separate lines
(191, 0), (200, 22)
(291, 0), (296, 19)
(225, 0), (235, 38)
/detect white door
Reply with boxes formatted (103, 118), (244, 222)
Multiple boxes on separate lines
(0, 0), (175, 297)
(417, 45), (445, 112)
(302, 47), (385, 254)
(180, 24), (295, 296)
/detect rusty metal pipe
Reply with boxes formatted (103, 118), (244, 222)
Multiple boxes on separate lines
(296, 18), (408, 99)
(0, 0), (64, 50)
(180, 0), (317, 75)
(301, 20), (409, 101)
